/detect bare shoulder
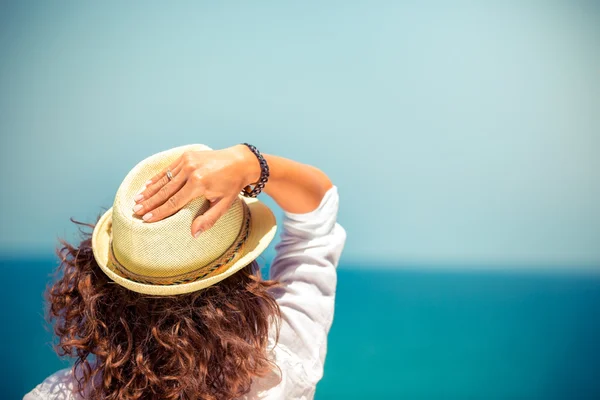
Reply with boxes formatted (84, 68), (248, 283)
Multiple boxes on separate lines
(23, 368), (81, 400)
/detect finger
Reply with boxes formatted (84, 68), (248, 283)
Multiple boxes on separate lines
(191, 195), (236, 238)
(134, 162), (183, 203)
(144, 157), (183, 188)
(141, 181), (196, 223)
(133, 171), (186, 218)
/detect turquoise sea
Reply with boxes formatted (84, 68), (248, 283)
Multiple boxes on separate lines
(3, 258), (600, 399)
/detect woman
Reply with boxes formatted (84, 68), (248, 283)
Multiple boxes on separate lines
(24, 143), (346, 400)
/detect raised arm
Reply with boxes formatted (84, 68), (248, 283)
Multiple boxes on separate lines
(236, 144), (334, 214)
(133, 144), (335, 237)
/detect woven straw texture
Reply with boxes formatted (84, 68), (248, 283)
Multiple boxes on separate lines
(91, 143), (277, 295)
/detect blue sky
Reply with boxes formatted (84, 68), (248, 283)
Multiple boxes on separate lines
(1, 1), (598, 268)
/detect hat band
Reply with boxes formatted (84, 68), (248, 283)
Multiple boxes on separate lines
(106, 201), (252, 286)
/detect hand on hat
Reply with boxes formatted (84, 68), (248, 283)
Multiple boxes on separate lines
(132, 145), (261, 238)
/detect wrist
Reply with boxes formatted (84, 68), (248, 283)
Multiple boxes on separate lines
(231, 144), (262, 187)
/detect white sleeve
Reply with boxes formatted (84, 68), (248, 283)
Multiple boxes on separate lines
(23, 389), (43, 400)
(268, 185), (347, 384)
(22, 368), (79, 399)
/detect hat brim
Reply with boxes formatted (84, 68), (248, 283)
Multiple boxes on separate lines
(91, 196), (277, 295)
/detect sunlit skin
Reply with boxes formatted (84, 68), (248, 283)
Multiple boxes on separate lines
(132, 144), (333, 238)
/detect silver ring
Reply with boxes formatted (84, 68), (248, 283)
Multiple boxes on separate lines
(166, 168), (173, 181)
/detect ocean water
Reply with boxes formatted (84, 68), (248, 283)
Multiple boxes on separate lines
(3, 258), (600, 399)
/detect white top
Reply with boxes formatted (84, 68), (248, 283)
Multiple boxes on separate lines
(24, 185), (347, 400)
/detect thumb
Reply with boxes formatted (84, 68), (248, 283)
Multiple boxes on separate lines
(192, 196), (235, 238)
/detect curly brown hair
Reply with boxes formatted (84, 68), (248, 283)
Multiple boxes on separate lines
(46, 215), (282, 400)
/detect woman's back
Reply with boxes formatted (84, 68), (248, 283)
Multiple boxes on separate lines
(24, 145), (346, 400)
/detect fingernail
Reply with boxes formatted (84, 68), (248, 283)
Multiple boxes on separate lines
(142, 212), (153, 221)
(194, 229), (202, 238)
(133, 185), (146, 202)
(133, 204), (143, 212)
(145, 180), (153, 185)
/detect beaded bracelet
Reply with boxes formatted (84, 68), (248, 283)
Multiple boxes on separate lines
(240, 143), (270, 198)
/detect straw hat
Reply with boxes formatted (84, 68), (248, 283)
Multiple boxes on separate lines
(91, 143), (277, 295)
